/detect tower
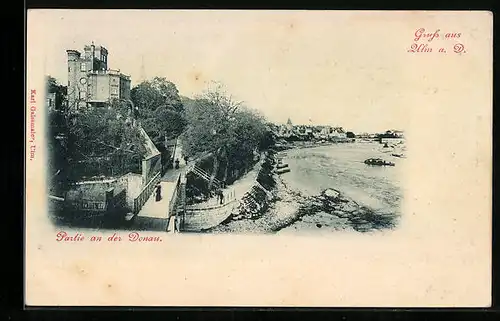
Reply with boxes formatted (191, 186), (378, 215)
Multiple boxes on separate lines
(94, 44), (109, 71)
(66, 43), (130, 109)
(66, 49), (82, 110)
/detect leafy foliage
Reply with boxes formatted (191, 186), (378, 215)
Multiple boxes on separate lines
(181, 82), (274, 189)
(131, 77), (188, 171)
(66, 105), (147, 180)
(46, 75), (67, 110)
(131, 77), (187, 144)
(346, 131), (356, 138)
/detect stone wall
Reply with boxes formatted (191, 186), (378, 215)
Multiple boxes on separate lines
(227, 151), (278, 222)
(142, 153), (162, 186)
(115, 172), (143, 209)
(138, 126), (162, 186)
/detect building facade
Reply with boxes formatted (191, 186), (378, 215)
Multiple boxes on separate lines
(46, 92), (56, 111)
(67, 43), (131, 109)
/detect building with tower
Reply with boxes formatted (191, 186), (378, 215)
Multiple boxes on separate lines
(66, 43), (131, 110)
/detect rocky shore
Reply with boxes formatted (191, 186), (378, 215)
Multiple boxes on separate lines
(207, 148), (398, 234)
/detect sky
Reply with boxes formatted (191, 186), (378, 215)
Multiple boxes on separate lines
(28, 10), (422, 133)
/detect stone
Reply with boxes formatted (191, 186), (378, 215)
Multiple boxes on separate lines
(333, 210), (347, 218)
(323, 189), (340, 199)
(341, 203), (358, 213)
(329, 216), (349, 225)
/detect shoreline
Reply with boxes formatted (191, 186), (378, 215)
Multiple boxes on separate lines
(207, 144), (400, 234)
(275, 139), (358, 152)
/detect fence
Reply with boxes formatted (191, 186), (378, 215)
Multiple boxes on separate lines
(168, 173), (182, 218)
(132, 171), (162, 214)
(185, 189), (236, 211)
(190, 164), (222, 189)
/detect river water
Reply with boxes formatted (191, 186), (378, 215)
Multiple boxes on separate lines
(278, 141), (405, 232)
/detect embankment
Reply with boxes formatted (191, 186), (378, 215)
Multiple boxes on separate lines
(208, 147), (399, 234)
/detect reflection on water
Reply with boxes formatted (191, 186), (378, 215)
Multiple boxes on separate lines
(282, 142), (405, 216)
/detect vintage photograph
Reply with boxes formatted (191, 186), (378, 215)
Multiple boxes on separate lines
(27, 10), (492, 307)
(45, 13), (406, 236)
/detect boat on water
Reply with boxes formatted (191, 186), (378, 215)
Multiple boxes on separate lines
(276, 163), (289, 169)
(276, 167), (291, 174)
(391, 153), (406, 158)
(275, 159), (291, 174)
(364, 158), (395, 166)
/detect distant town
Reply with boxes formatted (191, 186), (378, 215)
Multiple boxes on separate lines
(268, 118), (404, 143)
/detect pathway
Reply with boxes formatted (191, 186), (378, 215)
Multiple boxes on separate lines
(131, 137), (265, 233)
(133, 181), (176, 231)
(182, 158), (263, 231)
(131, 139), (188, 232)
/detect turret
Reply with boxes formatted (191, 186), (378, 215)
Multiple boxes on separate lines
(66, 50), (81, 61)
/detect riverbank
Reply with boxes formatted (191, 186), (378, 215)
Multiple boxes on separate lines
(208, 173), (397, 235)
(207, 142), (402, 234)
(275, 139), (356, 152)
(206, 175), (302, 234)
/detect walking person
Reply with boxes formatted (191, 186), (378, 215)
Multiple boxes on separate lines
(155, 183), (162, 202)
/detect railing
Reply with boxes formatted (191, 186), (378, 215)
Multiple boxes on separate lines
(132, 171), (161, 213)
(190, 165), (222, 188)
(48, 195), (65, 202)
(185, 189), (236, 211)
(185, 198), (237, 212)
(168, 173), (182, 218)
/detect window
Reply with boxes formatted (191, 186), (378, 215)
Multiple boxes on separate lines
(80, 62), (86, 71)
(68, 67), (71, 72)
(79, 91), (86, 100)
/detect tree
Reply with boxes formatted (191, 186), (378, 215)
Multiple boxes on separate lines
(182, 81), (271, 190)
(131, 77), (187, 170)
(181, 82), (242, 188)
(66, 106), (148, 181)
(46, 76), (70, 194)
(46, 75), (67, 110)
(131, 77), (184, 113)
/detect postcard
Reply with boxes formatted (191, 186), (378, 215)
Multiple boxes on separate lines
(25, 10), (492, 307)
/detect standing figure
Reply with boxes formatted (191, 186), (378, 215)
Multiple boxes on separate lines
(215, 189), (221, 204)
(175, 158), (180, 169)
(155, 183), (162, 202)
(175, 215), (181, 232)
(217, 189), (224, 205)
